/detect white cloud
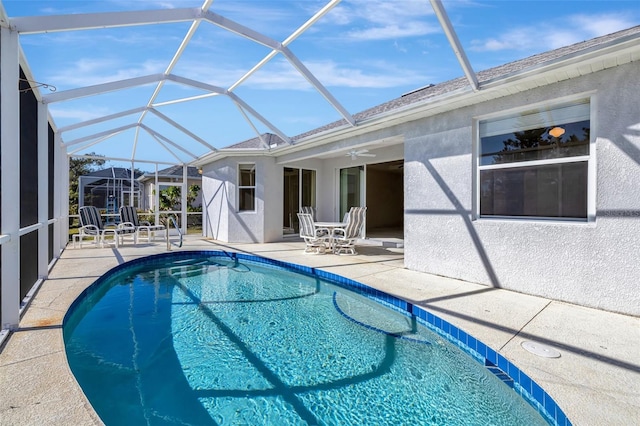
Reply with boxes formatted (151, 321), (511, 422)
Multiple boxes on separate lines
(394, 40), (408, 54)
(347, 21), (440, 41)
(237, 58), (429, 90)
(470, 13), (635, 52)
(49, 106), (113, 122)
(568, 13), (636, 38)
(106, 0), (185, 10)
(332, 0), (433, 26)
(325, 0), (438, 41)
(470, 28), (535, 52)
(240, 61), (309, 90)
(177, 57), (428, 91)
(176, 60), (247, 88)
(47, 58), (167, 88)
(307, 60), (429, 88)
(209, 1), (306, 34)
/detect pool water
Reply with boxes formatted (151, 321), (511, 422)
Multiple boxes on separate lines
(64, 254), (551, 425)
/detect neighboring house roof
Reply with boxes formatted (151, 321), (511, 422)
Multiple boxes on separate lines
(139, 165), (201, 182)
(225, 133), (289, 150)
(219, 25), (640, 152)
(82, 167), (143, 180)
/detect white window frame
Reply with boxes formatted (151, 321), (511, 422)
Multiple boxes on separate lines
(237, 163), (256, 212)
(474, 94), (596, 223)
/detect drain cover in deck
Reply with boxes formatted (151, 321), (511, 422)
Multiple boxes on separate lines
(521, 341), (561, 358)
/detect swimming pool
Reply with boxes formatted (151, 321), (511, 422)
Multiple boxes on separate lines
(64, 251), (567, 425)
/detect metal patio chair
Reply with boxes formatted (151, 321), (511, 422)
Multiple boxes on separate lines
(297, 212), (330, 254)
(331, 206), (367, 255)
(119, 206), (166, 243)
(78, 206), (136, 248)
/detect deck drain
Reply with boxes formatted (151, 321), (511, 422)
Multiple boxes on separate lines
(521, 341), (561, 358)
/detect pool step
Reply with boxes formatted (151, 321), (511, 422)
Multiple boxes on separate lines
(485, 360), (514, 388)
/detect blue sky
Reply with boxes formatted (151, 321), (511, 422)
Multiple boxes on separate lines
(4, 0), (639, 169)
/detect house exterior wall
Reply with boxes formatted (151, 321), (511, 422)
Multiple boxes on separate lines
(262, 158), (282, 242)
(202, 157), (275, 243)
(402, 61), (640, 316)
(202, 160), (232, 241)
(201, 61), (639, 315)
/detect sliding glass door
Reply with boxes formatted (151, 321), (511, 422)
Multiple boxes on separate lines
(301, 169), (316, 208)
(283, 167), (316, 234)
(339, 166), (364, 220)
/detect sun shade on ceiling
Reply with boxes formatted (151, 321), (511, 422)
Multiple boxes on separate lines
(5, 0), (476, 166)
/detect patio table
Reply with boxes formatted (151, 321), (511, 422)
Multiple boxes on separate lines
(314, 221), (346, 253)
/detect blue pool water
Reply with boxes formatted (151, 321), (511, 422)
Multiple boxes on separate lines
(64, 252), (556, 425)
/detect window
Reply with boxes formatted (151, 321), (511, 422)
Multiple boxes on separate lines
(238, 164), (256, 212)
(478, 99), (591, 220)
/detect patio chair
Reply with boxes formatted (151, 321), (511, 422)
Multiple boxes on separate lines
(78, 206), (136, 248)
(119, 206), (166, 243)
(300, 206), (329, 237)
(300, 206), (317, 220)
(297, 213), (330, 254)
(331, 206), (367, 255)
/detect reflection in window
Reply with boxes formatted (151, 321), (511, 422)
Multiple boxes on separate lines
(238, 164), (255, 212)
(339, 166), (364, 220)
(480, 163), (587, 218)
(480, 120), (590, 166)
(478, 100), (591, 220)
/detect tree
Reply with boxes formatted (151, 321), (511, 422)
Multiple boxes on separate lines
(69, 154), (106, 222)
(158, 184), (201, 212)
(159, 186), (182, 211)
(492, 123), (590, 164)
(187, 184), (201, 212)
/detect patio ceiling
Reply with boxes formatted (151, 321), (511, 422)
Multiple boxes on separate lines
(2, 1), (637, 167)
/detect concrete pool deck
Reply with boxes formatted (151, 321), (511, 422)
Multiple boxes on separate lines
(0, 236), (638, 425)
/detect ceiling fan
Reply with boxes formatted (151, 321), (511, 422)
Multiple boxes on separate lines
(346, 149), (376, 160)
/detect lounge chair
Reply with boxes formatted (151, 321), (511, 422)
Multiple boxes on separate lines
(331, 206), (367, 255)
(77, 206), (136, 248)
(297, 212), (330, 254)
(119, 206), (166, 242)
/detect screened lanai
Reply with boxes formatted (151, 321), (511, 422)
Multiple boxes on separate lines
(0, 0), (482, 338)
(79, 167), (143, 212)
(1, 0), (639, 345)
(1, 2), (640, 425)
